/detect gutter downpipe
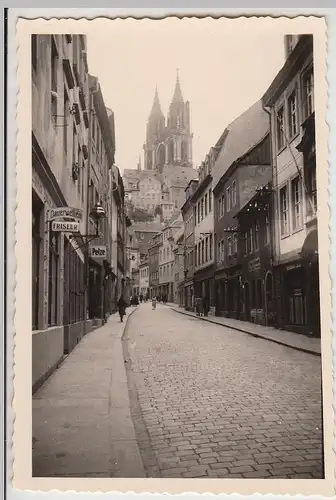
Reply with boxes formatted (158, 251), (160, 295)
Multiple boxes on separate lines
(262, 103), (279, 327)
(84, 81), (99, 335)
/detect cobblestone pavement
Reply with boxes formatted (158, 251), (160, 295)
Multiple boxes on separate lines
(123, 303), (324, 479)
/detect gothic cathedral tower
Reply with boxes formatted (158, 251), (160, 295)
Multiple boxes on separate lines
(143, 71), (193, 172)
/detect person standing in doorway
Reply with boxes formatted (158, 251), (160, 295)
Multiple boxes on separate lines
(117, 295), (126, 322)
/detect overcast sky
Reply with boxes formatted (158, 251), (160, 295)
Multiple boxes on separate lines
(87, 18), (286, 173)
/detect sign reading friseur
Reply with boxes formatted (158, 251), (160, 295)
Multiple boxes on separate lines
(89, 245), (107, 259)
(47, 207), (83, 222)
(52, 221), (80, 233)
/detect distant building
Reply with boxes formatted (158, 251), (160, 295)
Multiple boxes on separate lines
(148, 233), (161, 298)
(123, 72), (197, 222)
(173, 227), (185, 305)
(158, 211), (183, 301)
(139, 255), (150, 297)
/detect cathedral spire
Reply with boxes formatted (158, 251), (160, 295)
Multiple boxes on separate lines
(149, 86), (164, 118)
(137, 154), (142, 171)
(171, 69), (184, 103)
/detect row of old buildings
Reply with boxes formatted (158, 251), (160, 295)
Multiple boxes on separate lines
(131, 34), (320, 338)
(32, 34), (132, 392)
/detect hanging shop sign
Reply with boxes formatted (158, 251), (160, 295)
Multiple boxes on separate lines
(47, 207), (83, 223)
(51, 220), (80, 232)
(89, 245), (107, 259)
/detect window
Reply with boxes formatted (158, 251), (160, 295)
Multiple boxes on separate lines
(249, 228), (253, 253)
(209, 234), (213, 260)
(32, 35), (37, 71)
(233, 234), (238, 254)
(205, 237), (209, 262)
(195, 245), (198, 266)
(217, 242), (221, 262)
(288, 90), (298, 138)
(201, 198), (204, 220)
(198, 242), (201, 266)
(244, 232), (248, 255)
(291, 176), (302, 230)
(302, 67), (314, 119)
(309, 166), (317, 214)
(231, 181), (237, 207)
(63, 86), (69, 156)
(209, 189), (212, 212)
(48, 232), (59, 326)
(204, 193), (208, 216)
(280, 185), (289, 235)
(254, 221), (259, 251)
(72, 124), (77, 178)
(51, 38), (58, 120)
(201, 240), (205, 264)
(265, 211), (270, 244)
(197, 202), (200, 224)
(226, 186), (231, 211)
(227, 236), (232, 257)
(276, 106), (285, 150)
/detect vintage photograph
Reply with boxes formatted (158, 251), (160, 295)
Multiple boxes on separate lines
(12, 14), (331, 494)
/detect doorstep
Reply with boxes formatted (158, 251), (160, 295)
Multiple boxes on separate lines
(168, 305), (321, 356)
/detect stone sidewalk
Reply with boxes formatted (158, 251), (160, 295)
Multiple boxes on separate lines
(164, 303), (321, 356)
(32, 306), (145, 478)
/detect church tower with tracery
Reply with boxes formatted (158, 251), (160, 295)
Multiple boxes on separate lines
(143, 71), (193, 172)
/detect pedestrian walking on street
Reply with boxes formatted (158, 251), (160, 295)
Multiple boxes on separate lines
(152, 296), (157, 310)
(195, 297), (202, 316)
(117, 295), (126, 322)
(202, 296), (209, 317)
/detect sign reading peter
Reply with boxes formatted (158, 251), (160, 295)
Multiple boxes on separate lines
(89, 245), (107, 259)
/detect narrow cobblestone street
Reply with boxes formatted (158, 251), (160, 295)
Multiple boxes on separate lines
(123, 302), (324, 479)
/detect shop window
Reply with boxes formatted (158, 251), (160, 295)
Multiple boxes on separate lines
(32, 195), (43, 330)
(256, 279), (263, 309)
(48, 232), (59, 327)
(289, 288), (307, 325)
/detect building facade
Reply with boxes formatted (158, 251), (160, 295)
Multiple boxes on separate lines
(158, 212), (183, 301)
(86, 75), (116, 329)
(262, 34), (319, 336)
(191, 153), (215, 311)
(181, 179), (199, 310)
(235, 182), (274, 325)
(139, 256), (150, 297)
(173, 228), (185, 305)
(212, 100), (271, 320)
(32, 34), (92, 391)
(148, 233), (160, 298)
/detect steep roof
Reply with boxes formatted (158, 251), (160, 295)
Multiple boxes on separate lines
(212, 99), (270, 191)
(171, 70), (184, 104)
(149, 86), (164, 119)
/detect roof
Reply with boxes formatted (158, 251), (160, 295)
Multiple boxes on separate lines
(212, 99), (270, 191)
(130, 221), (163, 233)
(171, 70), (184, 104)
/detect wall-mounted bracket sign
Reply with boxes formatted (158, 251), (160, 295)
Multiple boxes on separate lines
(52, 220), (80, 232)
(89, 245), (107, 259)
(47, 207), (83, 223)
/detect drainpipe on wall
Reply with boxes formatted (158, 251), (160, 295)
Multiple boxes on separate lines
(84, 80), (99, 334)
(262, 103), (279, 327)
